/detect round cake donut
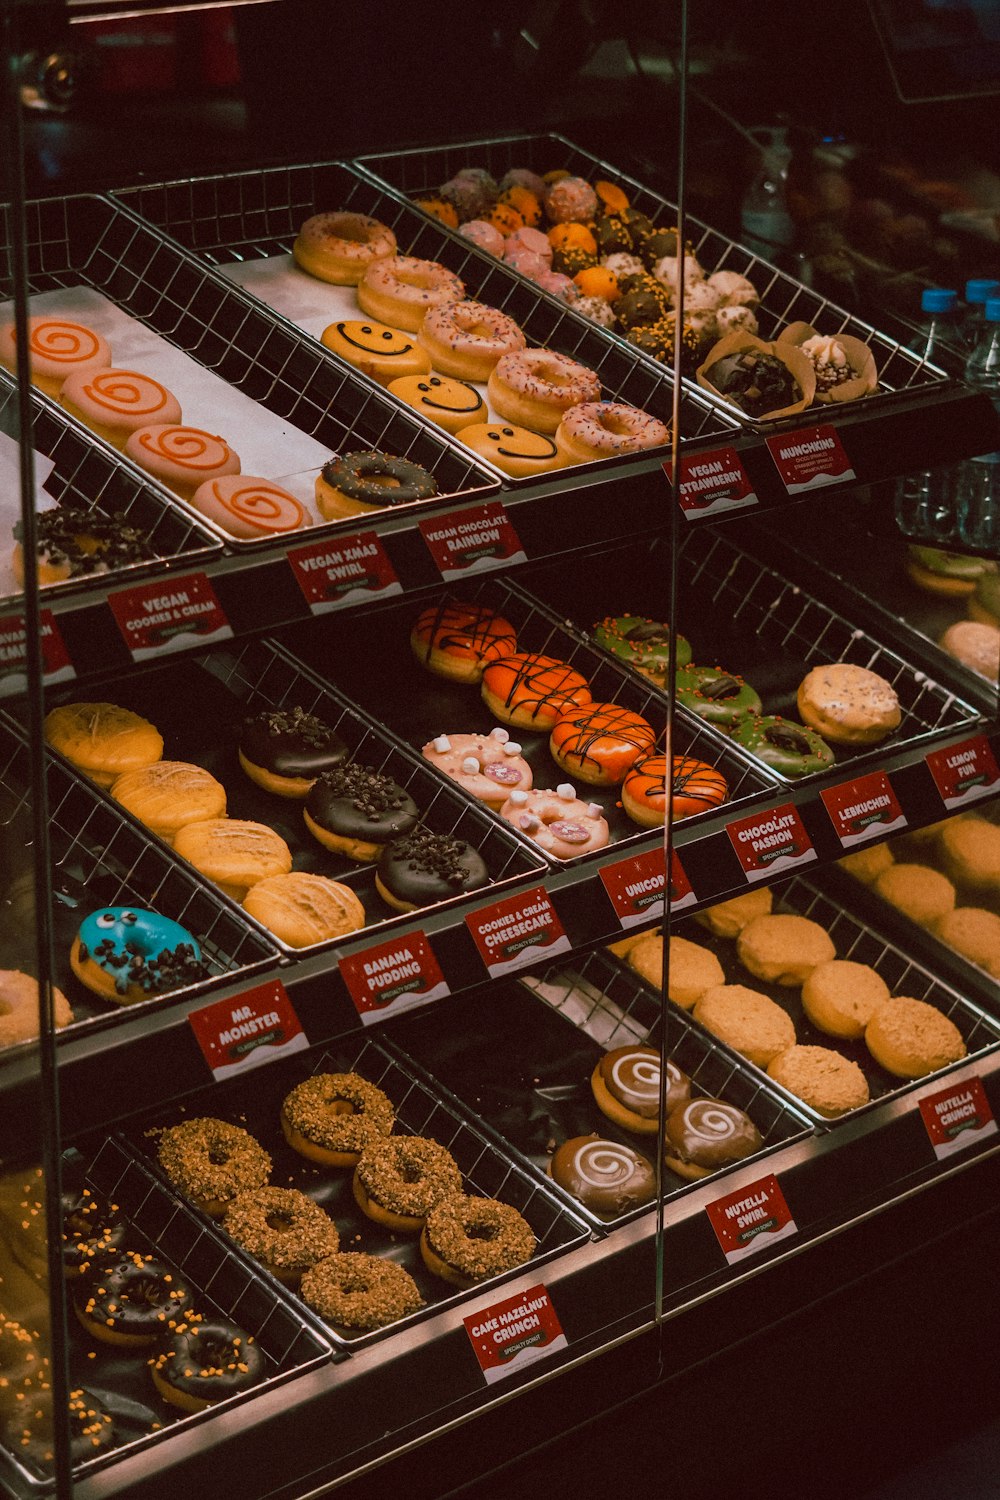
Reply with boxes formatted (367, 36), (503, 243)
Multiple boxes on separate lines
(158, 1117), (271, 1217)
(420, 1194), (536, 1287)
(729, 715), (835, 778)
(222, 1187), (340, 1284)
(239, 706), (348, 799)
(554, 401), (670, 462)
(375, 827), (490, 911)
(676, 665), (763, 728)
(801, 959), (891, 1040)
(292, 211), (397, 285)
(110, 760), (227, 843)
(663, 1097), (763, 1181)
(0, 970), (72, 1049)
(422, 728), (533, 809)
(60, 369), (182, 450)
(352, 1135), (462, 1233)
(454, 420), (567, 478)
(44, 701), (163, 787)
(590, 1044), (691, 1134)
(481, 651), (592, 731)
(410, 600), (518, 683)
(124, 424), (240, 501)
(767, 1044), (870, 1118)
(189, 475), (306, 539)
(357, 255), (465, 334)
(549, 1135), (657, 1218)
(621, 753), (728, 827)
(387, 373), (487, 435)
(865, 995), (967, 1079)
(797, 663), (901, 746)
(692, 984), (796, 1068)
(304, 764), (419, 862)
(280, 1072), (395, 1168)
(592, 615), (692, 685)
(549, 701), (657, 786)
(73, 1251), (194, 1346)
(12, 503), (156, 587)
(320, 319), (432, 384)
(417, 300), (526, 382)
(315, 450), (437, 520)
(736, 913), (836, 988)
(940, 620), (1000, 681)
(488, 349), (601, 433)
(500, 785), (610, 859)
(243, 873), (366, 948)
(0, 316), (111, 397)
(151, 1318), (265, 1412)
(300, 1252), (423, 1330)
(70, 906), (207, 1004)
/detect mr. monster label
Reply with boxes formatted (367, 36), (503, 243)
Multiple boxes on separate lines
(188, 979), (308, 1082)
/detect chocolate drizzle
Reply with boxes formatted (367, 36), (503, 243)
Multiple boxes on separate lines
(240, 707), (348, 781)
(483, 652), (590, 721)
(412, 600), (517, 669)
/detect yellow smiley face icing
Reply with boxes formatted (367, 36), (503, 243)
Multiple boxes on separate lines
(320, 319), (431, 386)
(387, 373), (487, 435)
(455, 421), (568, 479)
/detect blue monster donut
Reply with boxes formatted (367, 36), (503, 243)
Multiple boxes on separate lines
(70, 907), (207, 1004)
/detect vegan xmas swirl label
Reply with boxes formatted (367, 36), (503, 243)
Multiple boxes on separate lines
(706, 1173), (798, 1265)
(339, 931), (449, 1024)
(419, 501), (526, 581)
(465, 886), (571, 977)
(287, 530), (401, 614)
(108, 572), (232, 661)
(0, 609), (74, 696)
(925, 736), (1000, 810)
(820, 770), (907, 848)
(464, 1284), (567, 1385)
(726, 803), (817, 882)
(599, 845), (696, 929)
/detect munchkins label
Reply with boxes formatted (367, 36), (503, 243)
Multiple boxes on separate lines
(925, 735), (1000, 810)
(464, 1284), (567, 1385)
(765, 424), (856, 493)
(189, 979), (308, 1082)
(0, 609), (75, 696)
(726, 803), (817, 882)
(662, 445), (758, 517)
(598, 845), (696, 928)
(466, 886), (571, 977)
(820, 770), (907, 848)
(287, 530), (401, 614)
(706, 1173), (797, 1265)
(339, 930), (449, 1024)
(109, 572), (232, 661)
(919, 1077), (997, 1160)
(420, 501), (526, 581)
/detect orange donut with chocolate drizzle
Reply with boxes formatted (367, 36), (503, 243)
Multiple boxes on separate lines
(549, 702), (657, 786)
(487, 349), (601, 434)
(621, 752), (728, 828)
(410, 600), (518, 684)
(481, 651), (591, 732)
(0, 316), (111, 397)
(60, 368), (181, 451)
(124, 424), (240, 501)
(189, 475), (306, 539)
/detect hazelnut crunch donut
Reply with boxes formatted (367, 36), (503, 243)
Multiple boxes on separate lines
(158, 1118), (271, 1217)
(420, 1194), (536, 1287)
(280, 1073), (395, 1168)
(488, 349), (602, 433)
(357, 255), (465, 334)
(353, 1136), (462, 1233)
(292, 211), (397, 285)
(222, 1188), (340, 1283)
(300, 1253), (423, 1330)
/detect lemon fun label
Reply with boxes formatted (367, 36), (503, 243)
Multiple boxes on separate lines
(599, 845), (696, 929)
(726, 803), (817, 882)
(0, 609), (74, 696)
(925, 736), (1000, 811)
(287, 530), (401, 614)
(109, 573), (232, 661)
(662, 445), (758, 517)
(419, 502), (526, 581)
(765, 424), (856, 494)
(706, 1173), (797, 1265)
(466, 886), (571, 978)
(464, 1284), (567, 1385)
(919, 1077), (997, 1161)
(820, 770), (907, 848)
(189, 979), (308, 1082)
(339, 931), (449, 1024)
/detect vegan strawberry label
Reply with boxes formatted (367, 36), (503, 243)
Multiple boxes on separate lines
(419, 501), (526, 581)
(925, 736), (1000, 810)
(464, 1284), (567, 1385)
(466, 886), (571, 978)
(599, 845), (696, 929)
(189, 979), (308, 1082)
(765, 424), (856, 494)
(662, 445), (758, 517)
(706, 1173), (797, 1266)
(108, 572), (232, 661)
(339, 931), (449, 1024)
(287, 530), (401, 614)
(0, 609), (74, 696)
(919, 1077), (997, 1161)
(821, 770), (907, 848)
(726, 803), (817, 882)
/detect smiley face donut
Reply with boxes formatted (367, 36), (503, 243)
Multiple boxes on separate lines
(554, 401), (670, 462)
(124, 424), (240, 501)
(387, 373), (486, 435)
(292, 211), (397, 285)
(454, 421), (567, 478)
(481, 652), (591, 731)
(417, 300), (527, 382)
(320, 319), (432, 385)
(189, 475), (306, 539)
(0, 316), (111, 397)
(411, 600), (518, 683)
(500, 785), (610, 859)
(549, 701), (657, 786)
(70, 906), (208, 1004)
(60, 369), (182, 451)
(422, 728), (532, 809)
(622, 752), (729, 827)
(488, 349), (602, 434)
(357, 255), (465, 334)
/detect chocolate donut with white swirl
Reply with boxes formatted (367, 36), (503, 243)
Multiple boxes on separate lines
(550, 1135), (656, 1218)
(663, 1097), (763, 1181)
(590, 1044), (691, 1135)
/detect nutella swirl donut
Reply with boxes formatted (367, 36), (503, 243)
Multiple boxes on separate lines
(293, 211), (397, 285)
(190, 475), (306, 539)
(590, 1045), (691, 1135)
(555, 401), (670, 463)
(663, 1097), (763, 1181)
(549, 1135), (657, 1218)
(418, 300), (527, 382)
(499, 785), (610, 859)
(0, 316), (111, 397)
(422, 728), (532, 810)
(124, 424), (240, 501)
(357, 255), (465, 334)
(60, 369), (182, 451)
(488, 349), (602, 434)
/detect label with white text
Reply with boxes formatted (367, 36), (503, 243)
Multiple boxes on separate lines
(662, 445), (758, 516)
(820, 770), (907, 848)
(339, 931), (449, 1023)
(765, 424), (856, 493)
(287, 530), (401, 614)
(0, 609), (75, 696)
(419, 501), (526, 580)
(706, 1173), (797, 1265)
(464, 1284), (567, 1385)
(108, 573), (232, 661)
(465, 886), (571, 977)
(188, 979), (308, 1082)
(598, 845), (696, 928)
(726, 803), (817, 882)
(919, 1077), (997, 1160)
(925, 736), (1000, 810)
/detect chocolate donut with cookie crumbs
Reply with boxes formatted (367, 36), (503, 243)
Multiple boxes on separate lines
(304, 764), (419, 863)
(239, 707), (348, 799)
(375, 827), (489, 911)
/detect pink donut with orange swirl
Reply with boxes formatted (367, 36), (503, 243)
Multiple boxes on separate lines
(124, 424), (241, 500)
(555, 401), (670, 463)
(417, 300), (527, 383)
(0, 317), (111, 398)
(357, 255), (465, 334)
(60, 369), (182, 451)
(189, 475), (306, 539)
(487, 349), (601, 434)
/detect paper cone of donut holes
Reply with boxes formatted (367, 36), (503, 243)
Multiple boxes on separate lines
(777, 321), (878, 404)
(696, 331), (815, 419)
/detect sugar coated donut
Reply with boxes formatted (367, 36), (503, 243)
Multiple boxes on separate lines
(420, 1194), (536, 1287)
(767, 1044), (870, 1117)
(387, 372), (486, 434)
(549, 701), (657, 785)
(239, 706), (348, 798)
(353, 1135), (462, 1233)
(320, 319), (432, 384)
(0, 970), (72, 1049)
(292, 212), (397, 285)
(592, 615), (692, 685)
(74, 1251), (194, 1347)
(44, 701), (163, 787)
(554, 401), (669, 462)
(300, 1252), (423, 1330)
(422, 728), (532, 809)
(281, 1072), (395, 1168)
(60, 369), (181, 450)
(500, 785), (610, 859)
(375, 828), (490, 912)
(173, 818), (293, 902)
(590, 1044), (691, 1134)
(865, 995), (966, 1078)
(455, 420), (567, 478)
(797, 663), (901, 746)
(549, 1135), (656, 1218)
(243, 873), (366, 948)
(124, 424), (240, 501)
(622, 753), (728, 826)
(357, 255), (465, 334)
(110, 760), (227, 842)
(628, 934), (725, 1011)
(417, 300), (526, 382)
(694, 889), (772, 939)
(546, 176), (598, 223)
(0, 316), (111, 397)
(189, 475), (306, 539)
(12, 503), (155, 587)
(663, 1098), (763, 1181)
(481, 651), (591, 731)
(304, 764), (419, 862)
(158, 1117), (271, 1216)
(873, 863), (956, 926)
(151, 1317), (265, 1413)
(488, 349), (601, 434)
(222, 1187), (340, 1284)
(315, 450), (437, 520)
(70, 906), (207, 1003)
(736, 913), (836, 988)
(410, 600), (518, 683)
(676, 665), (762, 727)
(692, 983), (796, 1068)
(940, 620), (999, 681)
(730, 714), (835, 777)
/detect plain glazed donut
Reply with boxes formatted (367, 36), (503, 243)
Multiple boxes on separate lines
(60, 369), (181, 451)
(70, 906), (207, 1003)
(0, 316), (111, 397)
(420, 1194), (536, 1287)
(124, 424), (240, 501)
(158, 1117), (271, 1217)
(481, 651), (592, 731)
(417, 300), (526, 382)
(300, 1252), (423, 1330)
(357, 255), (465, 334)
(292, 211), (397, 285)
(548, 701), (657, 786)
(315, 450), (438, 520)
(621, 753), (729, 827)
(280, 1072), (395, 1168)
(487, 349), (601, 434)
(0, 970), (72, 1049)
(499, 785), (610, 859)
(555, 400), (670, 462)
(189, 475), (306, 539)
(422, 728), (533, 809)
(222, 1188), (340, 1284)
(410, 600), (518, 683)
(151, 1318), (265, 1412)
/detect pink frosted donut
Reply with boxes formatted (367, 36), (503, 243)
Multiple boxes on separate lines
(357, 256), (466, 334)
(535, 270), (579, 303)
(459, 220), (505, 257)
(189, 475), (307, 539)
(60, 368), (182, 450)
(500, 786), (610, 860)
(422, 728), (533, 810)
(506, 227), (552, 264)
(418, 300), (527, 383)
(546, 177), (599, 224)
(125, 424), (240, 500)
(503, 246), (547, 281)
(292, 212), (397, 286)
(487, 348), (602, 434)
(555, 401), (670, 462)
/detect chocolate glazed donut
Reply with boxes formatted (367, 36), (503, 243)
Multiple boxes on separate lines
(151, 1318), (265, 1413)
(304, 764), (419, 861)
(663, 1097), (763, 1181)
(239, 707), (348, 798)
(376, 827), (489, 912)
(73, 1253), (194, 1346)
(61, 1188), (127, 1276)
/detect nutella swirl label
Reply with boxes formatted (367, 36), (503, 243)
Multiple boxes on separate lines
(706, 1173), (797, 1265)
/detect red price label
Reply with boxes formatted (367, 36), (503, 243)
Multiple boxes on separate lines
(925, 736), (1000, 810)
(188, 979), (308, 1082)
(598, 845), (696, 929)
(820, 770), (907, 848)
(706, 1173), (797, 1265)
(108, 572), (232, 661)
(726, 803), (817, 883)
(765, 424), (856, 494)
(0, 609), (74, 696)
(419, 501), (526, 581)
(465, 886), (570, 977)
(919, 1076), (997, 1161)
(287, 530), (401, 614)
(662, 445), (758, 516)
(339, 930), (449, 1024)
(463, 1284), (567, 1385)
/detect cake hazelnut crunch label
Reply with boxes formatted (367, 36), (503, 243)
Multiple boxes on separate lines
(765, 424), (856, 494)
(464, 1284), (567, 1385)
(599, 845), (696, 929)
(706, 1173), (797, 1266)
(0, 609), (74, 696)
(287, 530), (401, 614)
(189, 979), (308, 1083)
(919, 1078), (997, 1161)
(339, 931), (449, 1024)
(925, 736), (1000, 810)
(820, 771), (907, 848)
(662, 446), (758, 517)
(466, 886), (571, 978)
(419, 501), (527, 581)
(726, 803), (817, 882)
(108, 573), (232, 662)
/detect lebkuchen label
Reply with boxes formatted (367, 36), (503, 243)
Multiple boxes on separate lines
(419, 501), (526, 581)
(925, 735), (1000, 811)
(108, 572), (232, 661)
(765, 424), (856, 494)
(820, 770), (907, 848)
(919, 1077), (997, 1161)
(339, 930), (449, 1024)
(706, 1173), (798, 1266)
(0, 609), (75, 697)
(188, 979), (308, 1083)
(287, 530), (401, 615)
(662, 445), (758, 517)
(466, 886), (571, 978)
(599, 845), (696, 929)
(726, 803), (817, 882)
(464, 1283), (567, 1385)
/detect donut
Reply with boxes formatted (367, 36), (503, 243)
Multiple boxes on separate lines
(459, 219), (506, 256)
(767, 1044), (870, 1117)
(797, 663), (901, 746)
(873, 863), (956, 925)
(500, 167), (548, 202)
(243, 873), (366, 948)
(865, 995), (967, 1079)
(0, 316), (111, 397)
(940, 621), (999, 681)
(352, 1135), (462, 1233)
(676, 665), (763, 728)
(420, 1194), (536, 1287)
(905, 546), (993, 597)
(151, 1318), (265, 1413)
(222, 1188), (340, 1284)
(546, 176), (598, 224)
(573, 267), (619, 303)
(300, 1252), (423, 1330)
(110, 760), (227, 842)
(44, 701), (163, 787)
(0, 1315), (47, 1418)
(357, 255), (465, 334)
(480, 652), (591, 731)
(1, 1383), (117, 1470)
(801, 960), (891, 1039)
(375, 827), (490, 911)
(61, 1188), (127, 1278)
(729, 715), (834, 778)
(11, 504), (156, 589)
(839, 843), (895, 885)
(0, 970), (72, 1049)
(173, 818), (293, 901)
(410, 600), (518, 683)
(440, 169), (498, 223)
(417, 300), (526, 382)
(506, 225), (550, 261)
(590, 1044), (691, 1134)
(303, 764), (419, 862)
(574, 294), (618, 329)
(158, 1118), (271, 1217)
(969, 572), (1000, 629)
(663, 1098), (763, 1181)
(292, 211), (397, 285)
(320, 319), (432, 384)
(315, 450), (438, 520)
(500, 189), (543, 229)
(281, 1072), (395, 1168)
(73, 1251), (194, 1346)
(455, 421), (567, 478)
(59, 368), (181, 450)
(124, 425), (240, 501)
(736, 913), (837, 988)
(487, 349), (601, 434)
(554, 401), (670, 463)
(548, 701), (656, 785)
(549, 1135), (657, 1218)
(414, 196), (459, 228)
(189, 475), (306, 539)
(692, 984), (796, 1068)
(387, 373), (486, 435)
(70, 906), (208, 1003)
(548, 222), (597, 256)
(592, 615), (692, 685)
(694, 888), (772, 938)
(627, 934), (725, 1010)
(422, 728), (533, 809)
(239, 706), (348, 798)
(937, 817), (1000, 891)
(621, 753), (729, 827)
(936, 907), (1000, 978)
(499, 785), (610, 859)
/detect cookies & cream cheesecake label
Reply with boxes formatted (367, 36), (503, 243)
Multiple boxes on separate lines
(109, 571), (232, 660)
(662, 444), (758, 516)
(925, 735), (1000, 809)
(820, 770), (907, 847)
(726, 803), (817, 881)
(287, 530), (401, 613)
(599, 845), (696, 928)
(189, 979), (307, 1081)
(420, 501), (526, 581)
(0, 609), (74, 696)
(339, 930), (449, 1023)
(706, 1172), (797, 1265)
(765, 423), (855, 493)
(918, 1077), (997, 1160)
(466, 886), (571, 976)
(464, 1283), (567, 1385)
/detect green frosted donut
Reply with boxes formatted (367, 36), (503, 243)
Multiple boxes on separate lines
(970, 570), (1000, 627)
(730, 714), (834, 778)
(593, 615), (692, 681)
(676, 665), (762, 727)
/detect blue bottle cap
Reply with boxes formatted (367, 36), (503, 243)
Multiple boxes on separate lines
(983, 297), (1000, 322)
(920, 289), (957, 313)
(965, 278), (1000, 305)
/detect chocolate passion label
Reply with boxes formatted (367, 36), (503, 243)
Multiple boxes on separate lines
(287, 531), (401, 614)
(339, 931), (449, 1024)
(420, 501), (526, 581)
(463, 1284), (567, 1386)
(0, 610), (75, 697)
(188, 979), (308, 1082)
(108, 573), (232, 661)
(726, 803), (817, 883)
(466, 886), (571, 977)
